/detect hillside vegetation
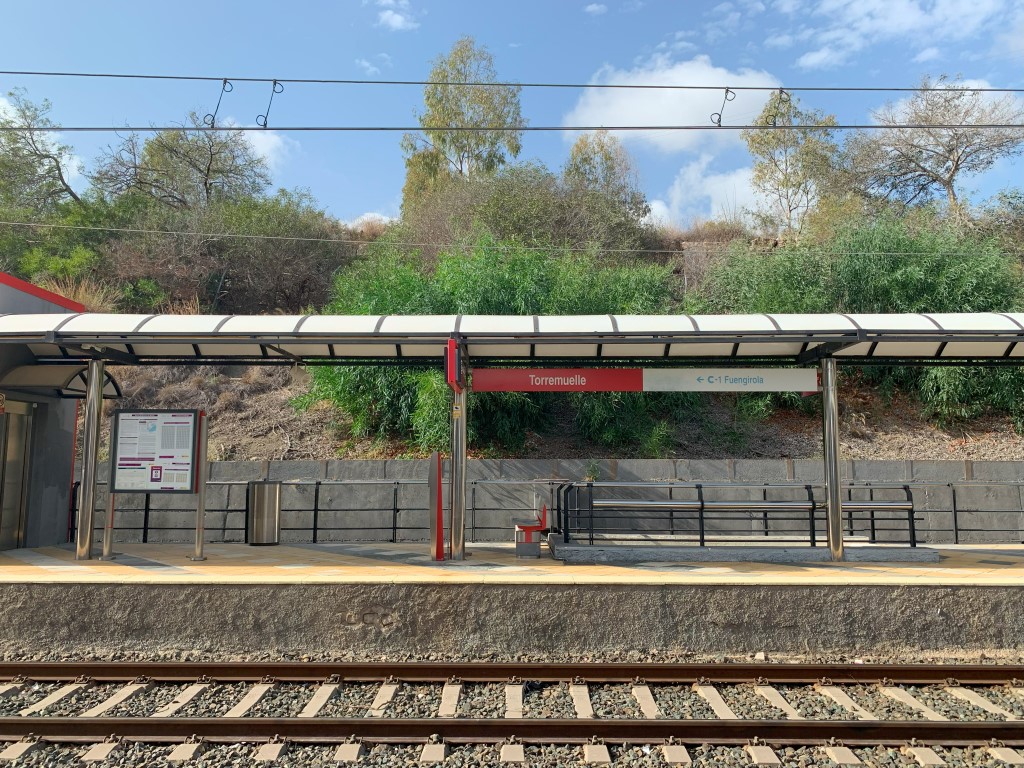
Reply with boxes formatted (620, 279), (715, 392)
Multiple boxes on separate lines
(2, 40), (1024, 459)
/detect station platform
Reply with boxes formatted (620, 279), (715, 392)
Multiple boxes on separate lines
(0, 541), (1022, 658)
(0, 540), (1022, 586)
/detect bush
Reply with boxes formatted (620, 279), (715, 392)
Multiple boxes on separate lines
(700, 214), (1024, 427)
(311, 235), (678, 451)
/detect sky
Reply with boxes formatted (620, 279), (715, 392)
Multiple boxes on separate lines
(1, 0), (1022, 228)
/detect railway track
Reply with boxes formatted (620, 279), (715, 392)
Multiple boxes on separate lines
(0, 662), (1023, 765)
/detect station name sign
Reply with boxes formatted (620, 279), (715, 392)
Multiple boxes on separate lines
(472, 368), (819, 393)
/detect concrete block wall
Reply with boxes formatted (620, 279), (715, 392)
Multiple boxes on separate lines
(85, 458), (1024, 545)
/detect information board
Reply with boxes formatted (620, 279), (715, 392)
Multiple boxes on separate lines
(110, 410), (199, 493)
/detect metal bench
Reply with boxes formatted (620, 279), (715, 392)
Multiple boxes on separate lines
(556, 482), (915, 547)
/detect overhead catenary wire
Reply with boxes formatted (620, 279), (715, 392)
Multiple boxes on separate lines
(2, 123), (1023, 133)
(1, 220), (1020, 258)
(1, 69), (1023, 94)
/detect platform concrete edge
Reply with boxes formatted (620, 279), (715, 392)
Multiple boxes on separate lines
(0, 581), (1020, 656)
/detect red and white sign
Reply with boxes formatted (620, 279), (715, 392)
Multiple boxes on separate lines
(472, 368), (643, 392)
(471, 367), (819, 393)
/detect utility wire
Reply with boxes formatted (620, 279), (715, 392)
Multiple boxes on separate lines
(2, 123), (1023, 133)
(1, 69), (1022, 93)
(2, 220), (1020, 258)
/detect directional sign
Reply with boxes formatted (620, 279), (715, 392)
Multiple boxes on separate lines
(644, 368), (819, 392)
(471, 368), (819, 393)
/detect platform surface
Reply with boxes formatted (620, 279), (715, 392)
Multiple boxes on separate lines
(1, 541), (1023, 586)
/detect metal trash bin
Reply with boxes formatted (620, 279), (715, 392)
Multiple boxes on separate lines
(247, 481), (282, 545)
(514, 525), (541, 558)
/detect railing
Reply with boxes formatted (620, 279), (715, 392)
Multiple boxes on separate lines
(67, 477), (1024, 546)
(554, 481), (918, 547)
(69, 478), (551, 545)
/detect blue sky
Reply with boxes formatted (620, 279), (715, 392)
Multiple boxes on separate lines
(2, 0), (1022, 227)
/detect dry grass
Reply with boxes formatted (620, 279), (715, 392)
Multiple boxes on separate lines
(36, 277), (120, 312)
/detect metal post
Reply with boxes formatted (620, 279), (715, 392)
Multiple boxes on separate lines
(76, 358), (104, 560)
(189, 414), (209, 561)
(821, 357), (845, 561)
(99, 492), (116, 560)
(449, 387), (467, 560)
(428, 451), (444, 560)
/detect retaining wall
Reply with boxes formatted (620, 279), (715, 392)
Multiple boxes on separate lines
(86, 459), (1024, 545)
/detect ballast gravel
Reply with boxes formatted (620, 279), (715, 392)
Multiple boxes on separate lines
(380, 682), (440, 718)
(905, 684), (1005, 721)
(0, 682), (61, 715)
(978, 685), (1024, 717)
(456, 682), (505, 717)
(853, 746), (930, 766)
(37, 682), (118, 716)
(315, 681), (378, 717)
(244, 682), (315, 717)
(717, 683), (786, 719)
(105, 683), (189, 717)
(775, 684), (849, 719)
(650, 684), (716, 719)
(845, 684), (925, 720)
(590, 683), (644, 718)
(523, 681), (576, 718)
(932, 744), (1011, 768)
(172, 682), (250, 717)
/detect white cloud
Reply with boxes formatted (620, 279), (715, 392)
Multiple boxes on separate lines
(355, 58), (380, 76)
(374, 0), (409, 7)
(347, 212), (395, 229)
(584, 3), (608, 14)
(794, 0), (1008, 69)
(995, 7), (1024, 60)
(377, 9), (419, 30)
(764, 33), (793, 47)
(246, 131), (300, 173)
(562, 54), (779, 153)
(912, 46), (940, 63)
(796, 46), (843, 69)
(648, 155), (757, 226)
(224, 118), (300, 173)
(773, 0), (803, 13)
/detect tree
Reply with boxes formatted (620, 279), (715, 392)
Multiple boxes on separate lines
(741, 91), (838, 236)
(401, 37), (525, 209)
(845, 75), (1024, 212)
(93, 112), (270, 209)
(561, 130), (651, 249)
(0, 89), (82, 211)
(563, 130), (648, 219)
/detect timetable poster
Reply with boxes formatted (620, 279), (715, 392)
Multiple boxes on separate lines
(110, 410), (199, 493)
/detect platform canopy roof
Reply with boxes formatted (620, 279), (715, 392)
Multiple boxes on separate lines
(0, 312), (1022, 367)
(0, 364), (121, 398)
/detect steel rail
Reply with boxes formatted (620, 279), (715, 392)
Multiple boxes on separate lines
(0, 717), (1022, 746)
(0, 661), (1022, 684)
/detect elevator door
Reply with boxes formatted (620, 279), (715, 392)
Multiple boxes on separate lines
(0, 402), (33, 551)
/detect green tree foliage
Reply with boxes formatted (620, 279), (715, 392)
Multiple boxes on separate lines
(844, 75), (1024, 213)
(403, 156), (656, 259)
(701, 215), (1024, 425)
(741, 91), (838, 236)
(401, 37), (524, 211)
(308, 236), (677, 451)
(103, 190), (355, 313)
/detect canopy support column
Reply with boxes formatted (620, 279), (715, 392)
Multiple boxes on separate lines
(821, 356), (844, 561)
(76, 358), (104, 560)
(449, 386), (467, 560)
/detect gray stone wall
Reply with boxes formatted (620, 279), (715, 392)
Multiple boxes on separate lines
(87, 458), (1024, 545)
